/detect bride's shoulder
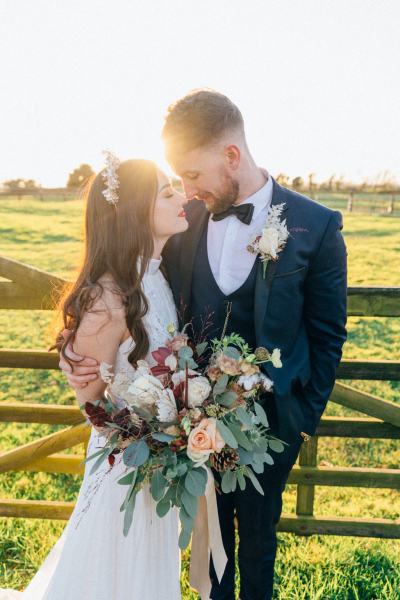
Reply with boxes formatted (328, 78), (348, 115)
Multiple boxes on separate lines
(79, 275), (126, 335)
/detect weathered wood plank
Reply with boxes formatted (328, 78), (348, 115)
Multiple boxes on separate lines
(2, 404), (398, 438)
(0, 498), (74, 520)
(19, 453), (85, 475)
(0, 423), (90, 473)
(331, 382), (400, 427)
(0, 350), (59, 369)
(347, 287), (400, 317)
(18, 454), (400, 490)
(316, 417), (400, 439)
(0, 282), (55, 310)
(336, 359), (400, 381)
(0, 256), (67, 294)
(1, 500), (398, 540)
(278, 515), (400, 538)
(289, 465), (400, 489)
(0, 403), (84, 424)
(3, 349), (399, 385)
(296, 436), (318, 516)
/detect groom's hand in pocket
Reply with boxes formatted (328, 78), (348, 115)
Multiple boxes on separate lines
(58, 329), (100, 389)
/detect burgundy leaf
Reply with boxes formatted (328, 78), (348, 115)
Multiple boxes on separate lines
(108, 454), (115, 466)
(151, 346), (172, 365)
(84, 402), (109, 427)
(151, 364), (171, 377)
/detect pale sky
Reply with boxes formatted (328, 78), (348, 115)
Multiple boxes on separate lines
(0, 0), (399, 187)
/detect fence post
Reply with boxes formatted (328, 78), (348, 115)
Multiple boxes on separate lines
(296, 436), (318, 517)
(347, 191), (354, 212)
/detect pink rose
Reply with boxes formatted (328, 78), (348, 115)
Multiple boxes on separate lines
(187, 418), (225, 466)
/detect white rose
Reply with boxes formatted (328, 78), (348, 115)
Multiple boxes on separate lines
(187, 376), (212, 407)
(186, 447), (211, 467)
(156, 388), (178, 422)
(171, 369), (198, 387)
(258, 227), (279, 259)
(165, 354), (178, 371)
(270, 348), (282, 368)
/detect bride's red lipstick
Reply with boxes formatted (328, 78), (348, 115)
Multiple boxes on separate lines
(178, 210), (186, 217)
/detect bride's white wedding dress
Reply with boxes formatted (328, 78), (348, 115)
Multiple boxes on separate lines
(1, 259), (181, 600)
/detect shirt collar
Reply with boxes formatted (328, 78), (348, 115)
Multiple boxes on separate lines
(240, 170), (272, 220)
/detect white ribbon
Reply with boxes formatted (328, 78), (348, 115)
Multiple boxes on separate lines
(189, 467), (227, 599)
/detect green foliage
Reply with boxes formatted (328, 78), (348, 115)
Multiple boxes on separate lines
(0, 195), (399, 596)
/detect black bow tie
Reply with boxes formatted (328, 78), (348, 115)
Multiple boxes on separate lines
(211, 203), (254, 225)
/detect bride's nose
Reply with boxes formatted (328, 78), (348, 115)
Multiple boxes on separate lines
(175, 190), (188, 207)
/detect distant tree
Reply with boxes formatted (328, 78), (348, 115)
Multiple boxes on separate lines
(291, 176), (304, 191)
(3, 178), (39, 197)
(276, 173), (290, 186)
(67, 164), (94, 189)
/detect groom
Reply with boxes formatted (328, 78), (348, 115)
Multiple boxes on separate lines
(161, 90), (347, 599)
(61, 90), (347, 599)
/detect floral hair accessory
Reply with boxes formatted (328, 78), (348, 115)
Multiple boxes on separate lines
(101, 150), (120, 205)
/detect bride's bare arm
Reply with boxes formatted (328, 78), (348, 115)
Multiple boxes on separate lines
(72, 286), (128, 409)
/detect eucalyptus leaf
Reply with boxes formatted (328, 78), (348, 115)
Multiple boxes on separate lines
(181, 489), (198, 519)
(263, 452), (275, 465)
(229, 423), (253, 451)
(178, 527), (192, 550)
(253, 402), (269, 428)
(179, 506), (194, 532)
(195, 341), (208, 356)
(123, 492), (137, 536)
(123, 440), (150, 467)
(224, 346), (241, 360)
(269, 439), (285, 453)
(151, 432), (175, 443)
(185, 469), (207, 496)
(150, 469), (168, 502)
(217, 391), (237, 407)
(82, 448), (107, 464)
(221, 470), (236, 494)
(237, 448), (255, 465)
(178, 346), (193, 359)
(235, 406), (254, 429)
(117, 470), (136, 486)
(216, 420), (238, 449)
(89, 450), (108, 475)
(156, 498), (171, 518)
(244, 467), (265, 495)
(237, 470), (246, 491)
(213, 374), (229, 396)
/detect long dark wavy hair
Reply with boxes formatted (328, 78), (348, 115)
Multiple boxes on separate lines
(54, 159), (158, 367)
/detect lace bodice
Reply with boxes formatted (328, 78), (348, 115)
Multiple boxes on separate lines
(114, 258), (178, 376)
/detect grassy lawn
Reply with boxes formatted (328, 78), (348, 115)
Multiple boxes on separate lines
(0, 194), (399, 599)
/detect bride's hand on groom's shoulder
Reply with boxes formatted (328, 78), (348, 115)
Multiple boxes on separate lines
(59, 329), (100, 390)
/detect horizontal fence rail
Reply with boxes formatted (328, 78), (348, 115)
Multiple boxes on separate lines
(0, 255), (399, 541)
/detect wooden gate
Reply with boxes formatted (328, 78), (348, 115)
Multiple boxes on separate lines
(1, 255), (399, 537)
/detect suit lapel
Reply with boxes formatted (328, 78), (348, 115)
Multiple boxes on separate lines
(254, 178), (290, 343)
(179, 202), (209, 320)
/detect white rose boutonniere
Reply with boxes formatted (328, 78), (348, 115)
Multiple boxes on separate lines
(247, 203), (289, 277)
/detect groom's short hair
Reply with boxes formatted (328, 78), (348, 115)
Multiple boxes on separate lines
(162, 89), (244, 154)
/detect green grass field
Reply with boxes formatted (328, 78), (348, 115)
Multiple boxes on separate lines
(0, 194), (399, 599)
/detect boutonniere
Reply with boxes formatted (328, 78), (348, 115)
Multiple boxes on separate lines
(247, 203), (289, 277)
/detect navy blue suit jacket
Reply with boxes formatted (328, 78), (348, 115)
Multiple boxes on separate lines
(163, 179), (347, 443)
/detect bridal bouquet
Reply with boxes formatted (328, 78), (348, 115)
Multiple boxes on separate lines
(83, 326), (287, 548)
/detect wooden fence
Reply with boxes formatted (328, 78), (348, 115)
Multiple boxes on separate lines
(0, 255), (399, 538)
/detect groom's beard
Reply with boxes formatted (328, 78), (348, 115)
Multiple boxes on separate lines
(198, 174), (239, 214)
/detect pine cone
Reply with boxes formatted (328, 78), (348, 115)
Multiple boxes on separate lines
(210, 448), (240, 472)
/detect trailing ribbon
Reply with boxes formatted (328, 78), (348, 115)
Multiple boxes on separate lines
(189, 467), (227, 599)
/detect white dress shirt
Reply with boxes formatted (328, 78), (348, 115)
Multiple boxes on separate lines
(207, 173), (273, 295)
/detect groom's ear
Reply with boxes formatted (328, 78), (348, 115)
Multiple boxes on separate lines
(224, 144), (241, 170)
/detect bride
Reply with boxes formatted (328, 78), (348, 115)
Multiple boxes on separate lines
(1, 154), (188, 599)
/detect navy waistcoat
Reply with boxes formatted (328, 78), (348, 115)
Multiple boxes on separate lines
(190, 222), (258, 348)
